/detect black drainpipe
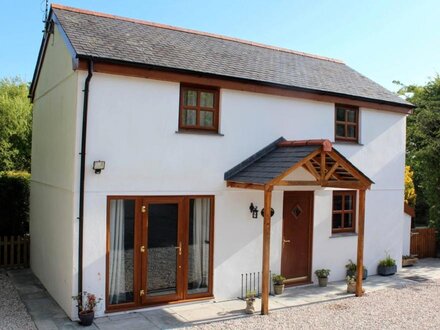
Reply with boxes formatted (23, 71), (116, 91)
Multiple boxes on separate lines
(78, 59), (93, 302)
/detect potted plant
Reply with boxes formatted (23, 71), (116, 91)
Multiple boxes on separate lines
(377, 254), (397, 276)
(272, 274), (286, 295)
(402, 255), (418, 267)
(314, 269), (330, 287)
(72, 291), (102, 326)
(346, 275), (356, 293)
(345, 259), (368, 280)
(244, 290), (256, 314)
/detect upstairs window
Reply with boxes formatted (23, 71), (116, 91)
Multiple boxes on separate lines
(335, 105), (359, 142)
(179, 86), (219, 132)
(332, 191), (356, 233)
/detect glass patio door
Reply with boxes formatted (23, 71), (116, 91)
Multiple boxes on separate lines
(141, 197), (184, 304)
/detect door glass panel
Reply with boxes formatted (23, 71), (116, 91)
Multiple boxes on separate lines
(347, 110), (356, 122)
(188, 198), (211, 295)
(147, 204), (178, 297)
(336, 108), (345, 121)
(336, 124), (345, 137)
(347, 125), (356, 138)
(108, 199), (135, 305)
(332, 213), (342, 229)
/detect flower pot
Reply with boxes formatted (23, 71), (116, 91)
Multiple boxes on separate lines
(318, 277), (328, 287)
(377, 265), (397, 276)
(79, 311), (94, 326)
(347, 282), (356, 293)
(273, 284), (285, 295)
(402, 257), (418, 267)
(346, 268), (368, 280)
(245, 299), (255, 314)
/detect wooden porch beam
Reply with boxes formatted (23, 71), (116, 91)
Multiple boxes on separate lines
(356, 189), (366, 296)
(304, 161), (320, 180)
(226, 181), (265, 190)
(320, 151), (326, 181)
(324, 162), (339, 181)
(261, 185), (273, 315)
(321, 181), (368, 190)
(278, 180), (321, 186)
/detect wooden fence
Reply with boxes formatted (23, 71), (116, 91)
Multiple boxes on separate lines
(0, 236), (30, 268)
(410, 227), (437, 258)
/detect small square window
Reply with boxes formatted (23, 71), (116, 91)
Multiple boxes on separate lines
(332, 191), (356, 233)
(179, 86), (219, 132)
(335, 105), (359, 143)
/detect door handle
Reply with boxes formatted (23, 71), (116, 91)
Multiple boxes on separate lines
(176, 241), (182, 256)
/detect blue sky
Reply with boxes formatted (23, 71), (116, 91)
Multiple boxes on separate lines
(1, 0), (439, 91)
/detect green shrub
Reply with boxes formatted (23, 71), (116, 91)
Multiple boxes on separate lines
(314, 269), (330, 278)
(0, 171), (30, 236)
(378, 254), (396, 267)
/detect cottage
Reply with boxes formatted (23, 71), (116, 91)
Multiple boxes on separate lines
(29, 4), (413, 319)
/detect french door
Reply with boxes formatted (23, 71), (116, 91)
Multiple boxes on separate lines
(106, 196), (213, 311)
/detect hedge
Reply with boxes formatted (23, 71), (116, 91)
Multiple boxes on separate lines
(0, 171), (30, 236)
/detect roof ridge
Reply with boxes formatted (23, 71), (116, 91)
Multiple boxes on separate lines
(51, 3), (344, 64)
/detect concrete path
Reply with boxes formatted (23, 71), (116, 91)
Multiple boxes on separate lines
(8, 258), (440, 329)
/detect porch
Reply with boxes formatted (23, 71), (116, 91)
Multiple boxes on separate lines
(7, 258), (440, 329)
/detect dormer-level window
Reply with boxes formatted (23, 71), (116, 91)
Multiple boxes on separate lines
(335, 104), (359, 143)
(179, 85), (219, 132)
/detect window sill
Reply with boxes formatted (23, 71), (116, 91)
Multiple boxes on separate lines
(332, 141), (364, 146)
(330, 232), (357, 238)
(175, 130), (224, 136)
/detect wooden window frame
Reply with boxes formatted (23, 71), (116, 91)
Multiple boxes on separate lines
(332, 190), (356, 233)
(179, 85), (220, 132)
(335, 104), (359, 143)
(105, 195), (215, 312)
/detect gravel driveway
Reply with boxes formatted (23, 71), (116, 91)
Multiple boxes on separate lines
(0, 271), (35, 330)
(189, 279), (440, 329)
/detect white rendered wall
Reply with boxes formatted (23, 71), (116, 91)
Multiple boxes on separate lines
(402, 213), (412, 256)
(76, 73), (406, 312)
(30, 24), (78, 319)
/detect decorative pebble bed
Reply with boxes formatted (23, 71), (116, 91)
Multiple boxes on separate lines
(0, 271), (35, 330)
(189, 279), (440, 329)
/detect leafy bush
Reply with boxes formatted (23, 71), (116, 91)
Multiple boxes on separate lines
(378, 254), (396, 267)
(272, 274), (286, 285)
(314, 269), (330, 278)
(345, 259), (357, 272)
(0, 171), (30, 235)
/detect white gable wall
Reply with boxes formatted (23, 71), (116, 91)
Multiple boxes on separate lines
(75, 72), (406, 310)
(30, 24), (79, 318)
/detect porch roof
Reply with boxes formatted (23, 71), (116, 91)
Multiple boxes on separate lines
(224, 137), (373, 190)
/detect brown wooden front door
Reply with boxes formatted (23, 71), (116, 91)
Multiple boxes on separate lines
(281, 191), (314, 284)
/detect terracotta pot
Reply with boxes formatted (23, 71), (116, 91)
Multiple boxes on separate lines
(273, 284), (285, 295)
(79, 311), (94, 326)
(318, 277), (328, 287)
(245, 299), (255, 314)
(347, 282), (356, 293)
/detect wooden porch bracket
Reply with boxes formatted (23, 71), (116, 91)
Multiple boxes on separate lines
(261, 185), (273, 315)
(356, 189), (366, 296)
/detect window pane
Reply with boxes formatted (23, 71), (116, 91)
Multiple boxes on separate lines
(109, 199), (135, 305)
(336, 124), (345, 137)
(344, 213), (353, 228)
(200, 111), (214, 127)
(336, 108), (345, 121)
(347, 125), (356, 138)
(344, 194), (353, 210)
(188, 198), (211, 295)
(200, 92), (214, 108)
(333, 195), (343, 210)
(184, 90), (197, 106)
(147, 204), (178, 297)
(347, 110), (356, 123)
(332, 214), (342, 229)
(183, 109), (197, 126)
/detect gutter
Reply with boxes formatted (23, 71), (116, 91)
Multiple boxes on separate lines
(78, 59), (93, 303)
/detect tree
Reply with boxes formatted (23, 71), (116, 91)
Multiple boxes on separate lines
(404, 165), (416, 207)
(0, 77), (32, 172)
(397, 75), (440, 228)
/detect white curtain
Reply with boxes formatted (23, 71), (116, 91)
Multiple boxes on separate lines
(109, 200), (125, 304)
(191, 198), (210, 289)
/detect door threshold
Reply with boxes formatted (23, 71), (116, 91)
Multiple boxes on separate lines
(284, 276), (312, 287)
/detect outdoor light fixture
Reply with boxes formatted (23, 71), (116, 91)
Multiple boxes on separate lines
(92, 160), (105, 174)
(249, 203), (259, 219)
(260, 208), (275, 218)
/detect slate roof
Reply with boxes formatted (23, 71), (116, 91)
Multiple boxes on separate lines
(49, 5), (411, 108)
(225, 138), (373, 185)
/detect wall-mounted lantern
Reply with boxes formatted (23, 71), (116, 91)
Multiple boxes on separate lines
(261, 208), (275, 218)
(93, 160), (105, 174)
(249, 203), (259, 219)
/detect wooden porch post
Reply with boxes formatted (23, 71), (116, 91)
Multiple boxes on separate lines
(356, 189), (366, 296)
(261, 185), (273, 315)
